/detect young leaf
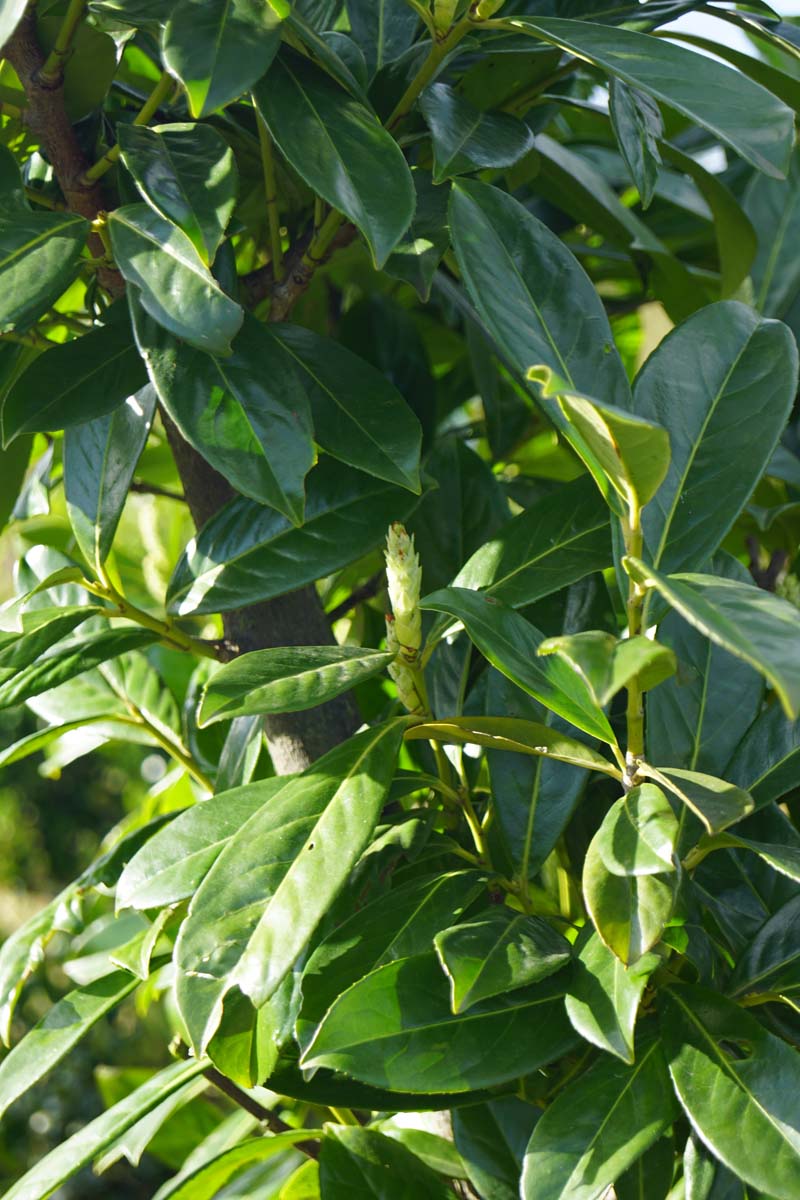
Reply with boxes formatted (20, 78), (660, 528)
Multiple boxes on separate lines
(270, 324), (422, 493)
(452, 475), (611, 609)
(609, 79), (662, 208)
(538, 631), (676, 707)
(420, 587), (616, 743)
(118, 122), (238, 265)
(583, 832), (676, 965)
(167, 458), (421, 616)
(63, 385), (156, 570)
(434, 908), (571, 1013)
(0, 211), (89, 334)
(661, 985), (800, 1198)
(627, 557), (800, 719)
(565, 930), (660, 1064)
(641, 764), (753, 835)
(320, 1125), (452, 1199)
(132, 305), (315, 522)
(162, 0), (283, 117)
(2, 319), (149, 446)
(254, 50), (415, 267)
(198, 646), (394, 726)
(633, 301), (798, 574)
(302, 952), (577, 1092)
(110, 205), (243, 354)
(521, 1040), (676, 1200)
(175, 722), (405, 1051)
(0, 627), (158, 710)
(506, 17), (794, 178)
(405, 716), (620, 776)
(420, 83), (533, 183)
(593, 785), (679, 877)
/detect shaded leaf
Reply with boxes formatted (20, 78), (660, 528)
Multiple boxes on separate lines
(320, 1125), (452, 1199)
(565, 929), (659, 1063)
(609, 79), (662, 208)
(420, 83), (533, 183)
(593, 785), (678, 877)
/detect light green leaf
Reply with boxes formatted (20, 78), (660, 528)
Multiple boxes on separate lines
(565, 930), (660, 1063)
(627, 556), (800, 719)
(420, 83), (533, 183)
(405, 716), (620, 776)
(641, 764), (753, 835)
(0, 210), (89, 334)
(162, 0), (283, 117)
(110, 204), (243, 354)
(198, 645), (394, 726)
(118, 122), (238, 264)
(594, 785), (679, 877)
(521, 1041), (676, 1200)
(583, 831), (676, 964)
(661, 985), (800, 1198)
(434, 909), (571, 1013)
(155, 1131), (320, 1200)
(63, 384), (156, 569)
(538, 631), (676, 707)
(254, 50), (415, 267)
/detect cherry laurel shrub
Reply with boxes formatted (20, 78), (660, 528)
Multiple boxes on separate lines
(1, 0), (800, 1196)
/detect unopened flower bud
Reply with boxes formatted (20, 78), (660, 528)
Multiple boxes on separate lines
(385, 523), (422, 662)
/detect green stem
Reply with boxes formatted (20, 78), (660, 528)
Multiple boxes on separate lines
(623, 507), (645, 772)
(82, 576), (223, 662)
(254, 100), (285, 283)
(386, 15), (473, 130)
(39, 0), (86, 84)
(119, 708), (213, 791)
(25, 187), (64, 210)
(83, 72), (173, 184)
(301, 207), (344, 270)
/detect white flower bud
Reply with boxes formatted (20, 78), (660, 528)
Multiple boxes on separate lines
(385, 523), (422, 661)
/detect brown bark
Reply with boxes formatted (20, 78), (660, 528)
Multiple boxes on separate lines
(3, 6), (359, 772)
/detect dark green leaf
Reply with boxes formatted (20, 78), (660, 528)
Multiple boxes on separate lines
(132, 305), (314, 521)
(507, 17), (794, 178)
(198, 645), (394, 726)
(254, 50), (415, 267)
(609, 79), (662, 208)
(744, 151), (800, 321)
(175, 722), (404, 1050)
(162, 0), (283, 117)
(641, 765), (753, 835)
(110, 205), (243, 354)
(2, 320), (148, 446)
(0, 436), (31, 532)
(633, 302), (798, 574)
(627, 557), (800, 719)
(0, 211), (89, 334)
(453, 1098), (538, 1200)
(420, 587), (616, 743)
(565, 930), (659, 1063)
(384, 168), (449, 301)
(321, 1125), (450, 1198)
(727, 894), (800, 999)
(434, 908), (571, 1013)
(63, 384), (156, 569)
(271, 323), (422, 492)
(118, 122), (238, 265)
(167, 458), (421, 616)
(661, 985), (800, 1197)
(583, 830), (676, 964)
(420, 83), (533, 183)
(346, 0), (418, 76)
(405, 717), (619, 776)
(521, 1040), (676, 1200)
(302, 951), (577, 1092)
(727, 703), (800, 808)
(612, 1134), (675, 1200)
(452, 475), (611, 608)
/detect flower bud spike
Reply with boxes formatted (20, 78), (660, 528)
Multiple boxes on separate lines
(385, 523), (423, 662)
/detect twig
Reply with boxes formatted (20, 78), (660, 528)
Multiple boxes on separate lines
(130, 480), (185, 502)
(326, 571), (384, 622)
(254, 100), (285, 283)
(204, 1067), (321, 1160)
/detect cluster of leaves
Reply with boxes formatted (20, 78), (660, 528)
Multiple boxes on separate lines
(1, 0), (800, 1197)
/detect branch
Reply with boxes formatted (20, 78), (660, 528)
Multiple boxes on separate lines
(204, 1067), (320, 1160)
(326, 571), (384, 623)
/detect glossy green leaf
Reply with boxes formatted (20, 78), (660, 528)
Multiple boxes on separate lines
(420, 83), (533, 183)
(110, 205), (243, 354)
(420, 587), (615, 743)
(118, 122), (238, 264)
(609, 79), (662, 208)
(0, 435), (30, 532)
(254, 51), (415, 267)
(661, 985), (800, 1198)
(0, 210), (89, 334)
(583, 831), (676, 964)
(453, 1098), (538, 1200)
(521, 1040), (675, 1200)
(627, 557), (800, 719)
(167, 458), (421, 616)
(63, 384), (156, 569)
(296, 870), (486, 1050)
(116, 777), (290, 910)
(594, 785), (678, 877)
(434, 908), (571, 1013)
(565, 930), (660, 1063)
(175, 722), (404, 1050)
(271, 324), (422, 492)
(162, 0), (283, 117)
(452, 476), (611, 608)
(607, 1135), (675, 1200)
(346, 0), (418, 76)
(708, 834), (800, 887)
(198, 645), (394, 726)
(132, 305), (314, 521)
(302, 951), (577, 1092)
(215, 715), (262, 792)
(320, 1125), (452, 1199)
(3, 1058), (208, 1200)
(205, 986), (281, 1089)
(744, 151), (800, 321)
(506, 17), (794, 178)
(641, 765), (753, 835)
(726, 703), (800, 808)
(155, 1131), (322, 1200)
(726, 892), (800, 1000)
(538, 631), (676, 707)
(449, 179), (632, 410)
(2, 319), (149, 446)
(633, 302), (798, 574)
(0, 607), (100, 682)
(384, 167), (449, 301)
(405, 717), (619, 776)
(0, 626), (158, 710)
